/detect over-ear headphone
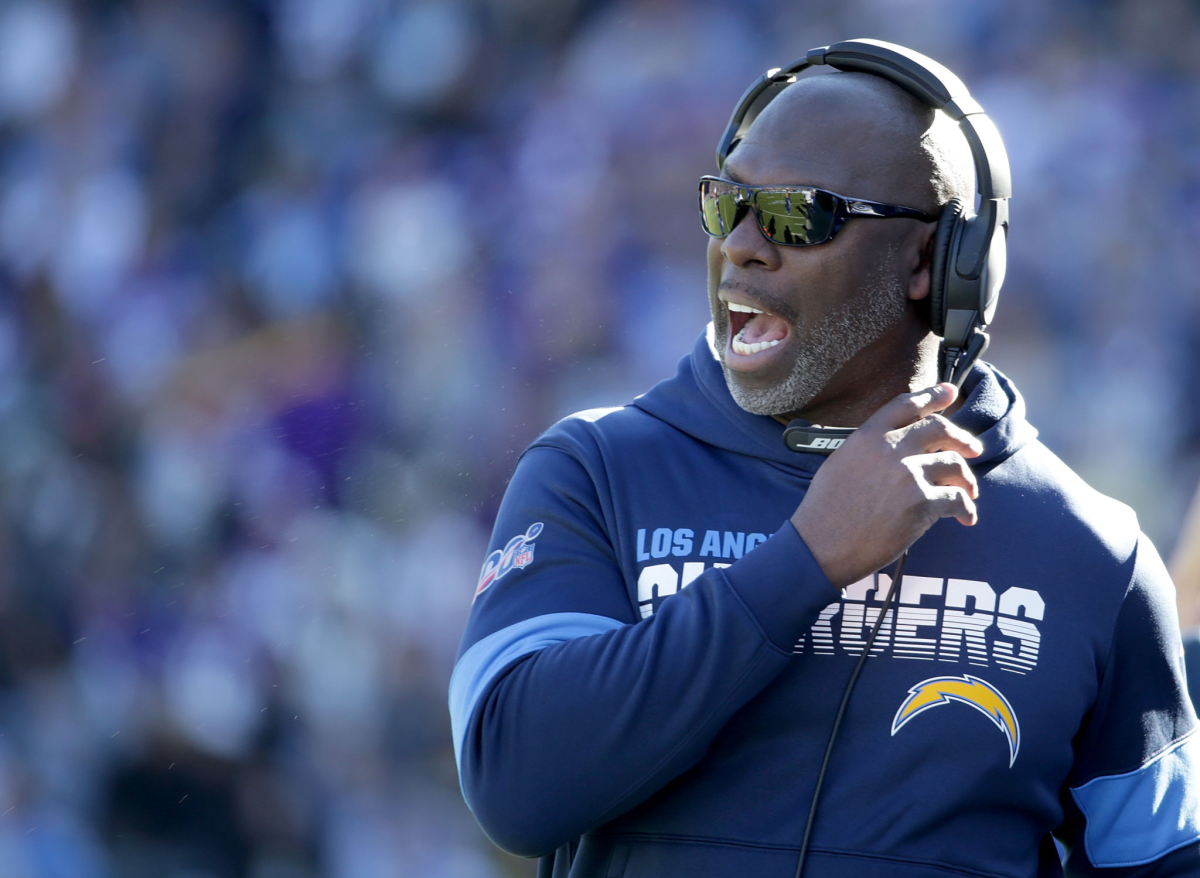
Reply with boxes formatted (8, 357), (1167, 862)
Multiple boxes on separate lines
(716, 38), (1011, 389)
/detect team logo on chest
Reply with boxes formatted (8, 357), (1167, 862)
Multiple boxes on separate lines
(891, 674), (1020, 767)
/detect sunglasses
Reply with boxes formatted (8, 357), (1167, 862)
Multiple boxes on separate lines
(698, 176), (939, 247)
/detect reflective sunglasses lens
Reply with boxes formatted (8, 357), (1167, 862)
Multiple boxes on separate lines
(699, 180), (741, 237)
(754, 189), (835, 246)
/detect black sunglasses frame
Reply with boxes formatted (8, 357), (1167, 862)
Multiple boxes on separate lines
(698, 176), (939, 247)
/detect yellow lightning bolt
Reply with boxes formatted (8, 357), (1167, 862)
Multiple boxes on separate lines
(891, 674), (1020, 766)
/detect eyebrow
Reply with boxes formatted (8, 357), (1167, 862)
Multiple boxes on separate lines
(717, 161), (829, 191)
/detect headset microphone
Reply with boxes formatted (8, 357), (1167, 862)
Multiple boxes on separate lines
(781, 334), (984, 456)
(721, 38), (1011, 878)
(782, 422), (854, 455)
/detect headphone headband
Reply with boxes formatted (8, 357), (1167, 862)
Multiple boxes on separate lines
(717, 40), (1011, 203)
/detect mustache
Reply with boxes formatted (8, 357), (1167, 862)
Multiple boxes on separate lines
(716, 281), (799, 324)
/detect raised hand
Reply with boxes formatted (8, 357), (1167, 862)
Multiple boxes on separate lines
(791, 383), (982, 587)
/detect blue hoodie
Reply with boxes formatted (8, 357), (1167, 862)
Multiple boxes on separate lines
(451, 329), (1200, 878)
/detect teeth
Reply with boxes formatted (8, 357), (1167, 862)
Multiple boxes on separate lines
(732, 327), (782, 356)
(727, 302), (764, 314)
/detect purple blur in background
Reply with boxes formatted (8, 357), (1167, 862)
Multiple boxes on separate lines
(0, 0), (1197, 876)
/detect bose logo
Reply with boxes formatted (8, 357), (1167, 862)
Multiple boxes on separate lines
(800, 437), (845, 450)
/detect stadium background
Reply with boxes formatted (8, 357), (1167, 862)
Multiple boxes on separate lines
(0, 0), (1197, 875)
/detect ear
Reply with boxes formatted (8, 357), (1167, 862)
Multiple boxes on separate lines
(906, 223), (937, 302)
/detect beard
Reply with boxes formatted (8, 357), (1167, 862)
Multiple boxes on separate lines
(715, 248), (909, 417)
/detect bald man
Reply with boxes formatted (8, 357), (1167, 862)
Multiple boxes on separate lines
(451, 66), (1199, 878)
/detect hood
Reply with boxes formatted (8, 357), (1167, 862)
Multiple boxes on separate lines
(632, 326), (1038, 474)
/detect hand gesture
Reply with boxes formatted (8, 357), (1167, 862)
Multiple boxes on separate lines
(791, 383), (982, 587)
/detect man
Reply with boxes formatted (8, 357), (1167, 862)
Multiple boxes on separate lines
(450, 65), (1200, 877)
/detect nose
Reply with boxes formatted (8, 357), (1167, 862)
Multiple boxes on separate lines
(720, 205), (781, 270)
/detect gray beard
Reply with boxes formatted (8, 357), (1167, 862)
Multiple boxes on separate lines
(716, 259), (909, 417)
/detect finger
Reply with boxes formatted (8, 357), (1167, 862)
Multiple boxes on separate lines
(896, 415), (984, 459)
(927, 486), (978, 526)
(868, 383), (958, 433)
(912, 451), (979, 499)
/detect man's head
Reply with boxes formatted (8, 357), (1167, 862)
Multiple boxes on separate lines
(706, 71), (975, 422)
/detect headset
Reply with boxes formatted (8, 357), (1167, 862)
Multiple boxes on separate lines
(714, 41), (1011, 877)
(716, 38), (1011, 457)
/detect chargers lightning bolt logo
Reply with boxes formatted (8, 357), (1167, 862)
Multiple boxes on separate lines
(891, 674), (1020, 767)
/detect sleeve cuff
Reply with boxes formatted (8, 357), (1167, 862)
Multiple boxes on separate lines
(722, 521), (840, 652)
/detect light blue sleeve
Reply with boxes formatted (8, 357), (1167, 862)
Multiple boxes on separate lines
(1070, 730), (1200, 867)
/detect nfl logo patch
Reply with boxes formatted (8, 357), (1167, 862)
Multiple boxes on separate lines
(473, 522), (544, 602)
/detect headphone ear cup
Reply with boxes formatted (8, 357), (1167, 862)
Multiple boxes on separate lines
(928, 198), (964, 337)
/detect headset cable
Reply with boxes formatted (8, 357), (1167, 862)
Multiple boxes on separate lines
(793, 550), (907, 878)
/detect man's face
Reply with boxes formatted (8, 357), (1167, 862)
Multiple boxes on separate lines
(706, 117), (923, 418)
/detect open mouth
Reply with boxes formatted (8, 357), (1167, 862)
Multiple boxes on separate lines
(726, 300), (789, 359)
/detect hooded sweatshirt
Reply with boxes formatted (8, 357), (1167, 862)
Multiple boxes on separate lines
(450, 329), (1200, 878)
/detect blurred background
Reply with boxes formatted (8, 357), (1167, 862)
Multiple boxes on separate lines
(0, 0), (1198, 875)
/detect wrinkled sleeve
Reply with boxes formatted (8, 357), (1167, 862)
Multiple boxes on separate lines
(1059, 535), (1200, 875)
(449, 442), (837, 858)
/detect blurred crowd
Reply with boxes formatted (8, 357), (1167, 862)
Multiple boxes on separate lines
(0, 0), (1198, 875)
